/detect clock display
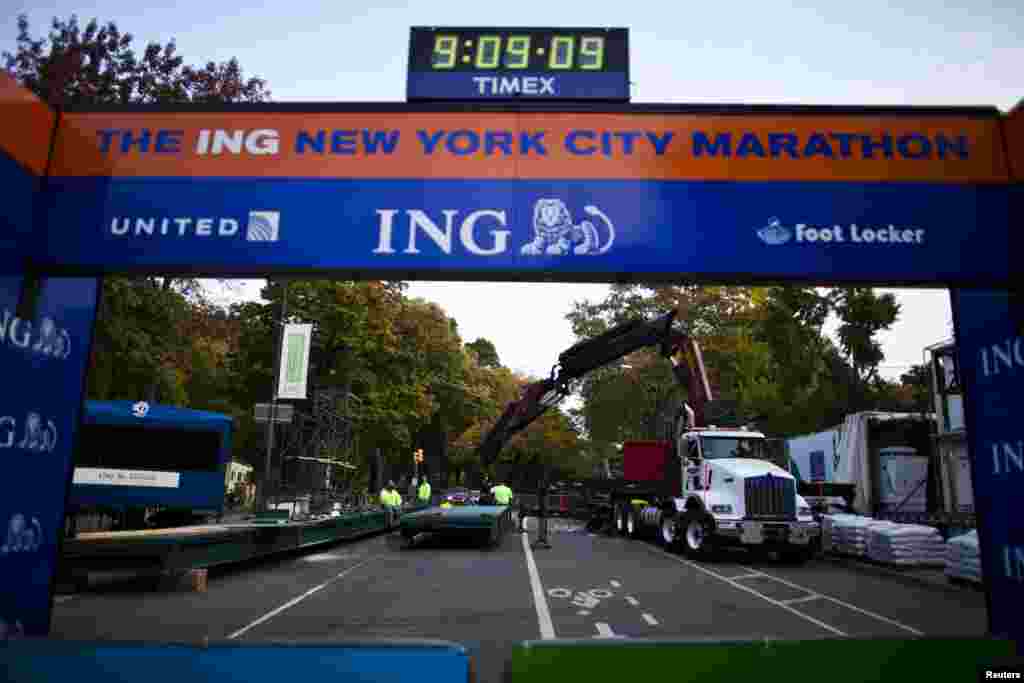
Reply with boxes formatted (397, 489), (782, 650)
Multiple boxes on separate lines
(430, 34), (608, 71)
(407, 27), (629, 101)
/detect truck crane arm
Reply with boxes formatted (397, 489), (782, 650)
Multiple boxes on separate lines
(475, 310), (713, 469)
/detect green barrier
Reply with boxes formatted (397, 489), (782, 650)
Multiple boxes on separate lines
(252, 511), (291, 525)
(401, 505), (509, 531)
(508, 637), (1017, 682)
(400, 505), (512, 547)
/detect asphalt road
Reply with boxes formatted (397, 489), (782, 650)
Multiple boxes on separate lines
(51, 520), (989, 681)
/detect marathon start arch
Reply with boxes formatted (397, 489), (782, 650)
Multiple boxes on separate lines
(1, 69), (1021, 650)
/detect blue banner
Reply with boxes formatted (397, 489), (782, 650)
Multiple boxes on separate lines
(39, 178), (1012, 285)
(0, 276), (99, 638)
(407, 72), (629, 100)
(951, 289), (1023, 649)
(1, 640), (472, 683)
(0, 151), (38, 273)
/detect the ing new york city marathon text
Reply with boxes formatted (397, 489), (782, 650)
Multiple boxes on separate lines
(95, 128), (971, 160)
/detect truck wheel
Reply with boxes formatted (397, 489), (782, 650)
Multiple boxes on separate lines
(614, 504), (627, 536)
(626, 508), (640, 539)
(681, 510), (715, 560)
(659, 514), (679, 550)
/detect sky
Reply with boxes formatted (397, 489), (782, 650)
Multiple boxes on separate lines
(4, 1), (1019, 381)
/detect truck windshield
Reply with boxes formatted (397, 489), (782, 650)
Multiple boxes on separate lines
(701, 437), (765, 460)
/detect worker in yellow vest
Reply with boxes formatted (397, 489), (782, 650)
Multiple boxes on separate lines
(380, 481), (396, 507)
(490, 481), (513, 505)
(381, 481), (402, 526)
(417, 478), (431, 505)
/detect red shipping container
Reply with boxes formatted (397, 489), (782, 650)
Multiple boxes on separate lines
(623, 440), (672, 482)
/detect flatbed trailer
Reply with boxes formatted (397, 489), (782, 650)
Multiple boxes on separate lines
(399, 505), (514, 547)
(60, 505), (431, 586)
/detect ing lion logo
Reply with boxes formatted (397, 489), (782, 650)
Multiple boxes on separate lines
(521, 199), (615, 256)
(0, 616), (25, 640)
(18, 412), (57, 452)
(1, 513), (42, 555)
(32, 317), (71, 359)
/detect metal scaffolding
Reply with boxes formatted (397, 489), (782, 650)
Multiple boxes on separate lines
(277, 386), (362, 501)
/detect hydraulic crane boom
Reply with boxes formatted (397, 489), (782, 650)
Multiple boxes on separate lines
(474, 310), (713, 469)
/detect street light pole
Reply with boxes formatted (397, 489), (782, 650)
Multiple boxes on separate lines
(261, 280), (289, 510)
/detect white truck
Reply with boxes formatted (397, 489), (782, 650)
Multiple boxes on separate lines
(474, 309), (820, 562)
(602, 424), (820, 563)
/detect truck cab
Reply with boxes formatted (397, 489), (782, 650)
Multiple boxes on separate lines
(672, 426), (820, 560)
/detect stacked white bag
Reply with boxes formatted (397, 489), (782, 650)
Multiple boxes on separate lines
(821, 515), (946, 566)
(866, 522), (946, 566)
(945, 530), (983, 583)
(822, 514), (875, 556)
(821, 514), (860, 553)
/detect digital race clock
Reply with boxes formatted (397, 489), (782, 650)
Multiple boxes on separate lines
(406, 27), (629, 101)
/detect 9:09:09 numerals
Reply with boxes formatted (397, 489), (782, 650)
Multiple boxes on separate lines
(431, 35), (605, 70)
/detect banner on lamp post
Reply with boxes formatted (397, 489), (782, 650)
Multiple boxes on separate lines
(277, 323), (312, 400)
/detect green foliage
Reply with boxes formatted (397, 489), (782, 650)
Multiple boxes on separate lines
(899, 363), (933, 413)
(831, 288), (901, 383)
(466, 338), (501, 368)
(223, 281), (590, 484)
(567, 284), (905, 447)
(3, 14), (270, 105)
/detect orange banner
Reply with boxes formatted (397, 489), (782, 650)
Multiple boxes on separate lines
(52, 110), (1010, 183)
(0, 73), (55, 175)
(1002, 103), (1024, 181)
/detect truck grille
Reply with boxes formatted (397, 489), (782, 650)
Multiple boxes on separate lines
(745, 475), (796, 520)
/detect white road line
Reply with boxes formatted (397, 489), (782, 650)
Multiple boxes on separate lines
(625, 596), (639, 606)
(594, 622), (622, 638)
(729, 573), (763, 580)
(639, 545), (847, 637)
(521, 532), (557, 640)
(749, 569), (925, 636)
(610, 580), (622, 588)
(641, 613), (659, 626)
(227, 557), (373, 640)
(779, 594), (823, 605)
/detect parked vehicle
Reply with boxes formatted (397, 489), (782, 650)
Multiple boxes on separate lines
(442, 488), (474, 506)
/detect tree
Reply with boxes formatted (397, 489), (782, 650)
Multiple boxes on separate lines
(226, 281), (509, 488)
(744, 286), (834, 435)
(86, 277), (193, 404)
(566, 284), (769, 446)
(564, 283), (901, 441)
(831, 288), (901, 409)
(228, 281), (433, 477)
(864, 363), (933, 415)
(3, 14), (270, 105)
(899, 363), (933, 413)
(466, 338), (500, 368)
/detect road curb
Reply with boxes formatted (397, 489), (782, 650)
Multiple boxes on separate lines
(818, 554), (980, 594)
